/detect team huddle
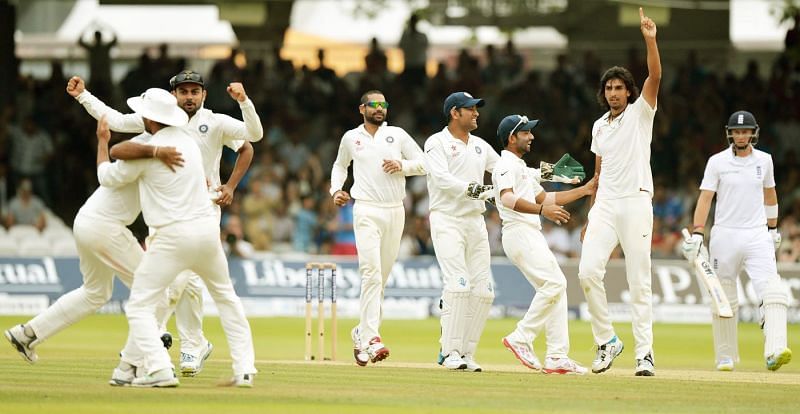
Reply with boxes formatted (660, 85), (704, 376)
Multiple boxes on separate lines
(3, 7), (792, 387)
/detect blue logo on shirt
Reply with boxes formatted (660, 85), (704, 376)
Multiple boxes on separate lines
(475, 146), (482, 154)
(199, 124), (209, 133)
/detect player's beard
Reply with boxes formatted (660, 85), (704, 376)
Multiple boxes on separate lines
(365, 111), (385, 126)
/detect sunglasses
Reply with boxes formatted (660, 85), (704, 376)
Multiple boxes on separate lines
(364, 101), (389, 109)
(170, 71), (204, 89)
(509, 115), (529, 139)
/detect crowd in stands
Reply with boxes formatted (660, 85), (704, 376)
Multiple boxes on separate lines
(2, 30), (800, 264)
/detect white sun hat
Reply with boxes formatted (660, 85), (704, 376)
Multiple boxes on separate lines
(126, 88), (189, 127)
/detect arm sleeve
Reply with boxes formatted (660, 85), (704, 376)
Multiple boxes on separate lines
(97, 159), (144, 189)
(764, 155), (776, 188)
(329, 135), (352, 195)
(399, 131), (426, 176)
(76, 91), (145, 133)
(424, 138), (468, 197)
(484, 141), (499, 173)
(494, 166), (515, 192)
(590, 123), (600, 155)
(699, 159), (719, 192)
(218, 99), (264, 143)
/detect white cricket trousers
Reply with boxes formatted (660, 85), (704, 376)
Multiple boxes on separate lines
(155, 205), (222, 356)
(710, 226), (780, 298)
(578, 193), (653, 359)
(502, 223), (569, 358)
(429, 212), (492, 291)
(353, 200), (404, 344)
(120, 217), (256, 375)
(28, 215), (142, 346)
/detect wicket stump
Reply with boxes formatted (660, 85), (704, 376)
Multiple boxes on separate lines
(305, 262), (337, 361)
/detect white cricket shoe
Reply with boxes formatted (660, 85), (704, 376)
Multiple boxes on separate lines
(462, 354), (482, 372)
(351, 327), (369, 366)
(634, 352), (655, 377)
(442, 351), (467, 370)
(109, 361), (138, 387)
(502, 335), (541, 371)
(180, 341), (213, 377)
(225, 373), (255, 388)
(591, 336), (624, 374)
(4, 324), (37, 364)
(716, 357), (734, 371)
(131, 368), (179, 388)
(366, 336), (390, 363)
(766, 348), (792, 371)
(543, 357), (588, 375)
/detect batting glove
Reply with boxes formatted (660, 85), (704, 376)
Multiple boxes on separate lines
(540, 154), (586, 183)
(466, 182), (493, 200)
(769, 228), (781, 251)
(681, 233), (704, 261)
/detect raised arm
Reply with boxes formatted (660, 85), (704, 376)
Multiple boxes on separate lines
(639, 7), (661, 108)
(67, 76), (145, 133)
(219, 83), (264, 142)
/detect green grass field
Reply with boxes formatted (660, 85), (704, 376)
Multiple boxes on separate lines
(0, 315), (797, 413)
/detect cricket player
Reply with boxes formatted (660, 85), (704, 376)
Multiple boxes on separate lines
(578, 7), (661, 376)
(425, 91), (498, 372)
(493, 114), (595, 375)
(331, 90), (426, 366)
(97, 89), (256, 387)
(66, 70), (261, 376)
(3, 137), (182, 368)
(682, 110), (792, 372)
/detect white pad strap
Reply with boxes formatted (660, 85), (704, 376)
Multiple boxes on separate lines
(543, 192), (556, 205)
(761, 282), (788, 357)
(765, 204), (778, 220)
(441, 291), (470, 356)
(712, 278), (739, 363)
(463, 279), (495, 356)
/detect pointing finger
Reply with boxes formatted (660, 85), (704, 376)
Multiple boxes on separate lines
(639, 7), (644, 20)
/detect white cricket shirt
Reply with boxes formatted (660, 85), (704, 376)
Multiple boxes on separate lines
(77, 134), (150, 225)
(700, 147), (775, 229)
(76, 91), (262, 189)
(591, 97), (656, 200)
(492, 150), (545, 229)
(97, 126), (214, 228)
(330, 123), (426, 205)
(424, 127), (499, 216)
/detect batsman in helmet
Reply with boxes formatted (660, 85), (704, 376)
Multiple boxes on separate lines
(682, 110), (792, 371)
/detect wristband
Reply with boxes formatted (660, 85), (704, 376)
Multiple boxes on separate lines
(768, 225), (777, 231)
(765, 204), (778, 220)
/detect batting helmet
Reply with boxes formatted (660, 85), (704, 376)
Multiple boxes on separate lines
(725, 110), (759, 146)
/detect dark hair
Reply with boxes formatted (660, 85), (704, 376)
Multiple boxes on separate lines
(596, 66), (639, 111)
(360, 90), (384, 105)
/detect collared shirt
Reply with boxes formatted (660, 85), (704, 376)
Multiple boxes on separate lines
(700, 147), (775, 229)
(591, 97), (656, 200)
(97, 126), (213, 228)
(77, 134), (149, 225)
(424, 126), (499, 216)
(492, 150), (545, 229)
(330, 123), (425, 205)
(76, 90), (262, 189)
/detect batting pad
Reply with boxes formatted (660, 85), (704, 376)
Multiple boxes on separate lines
(762, 283), (789, 358)
(463, 280), (495, 356)
(440, 291), (470, 356)
(713, 278), (739, 363)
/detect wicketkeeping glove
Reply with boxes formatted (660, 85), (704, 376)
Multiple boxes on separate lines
(466, 182), (493, 200)
(769, 228), (781, 251)
(540, 154), (586, 183)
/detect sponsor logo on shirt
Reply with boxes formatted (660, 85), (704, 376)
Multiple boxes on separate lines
(756, 166), (762, 180)
(386, 136), (394, 143)
(475, 146), (482, 154)
(199, 124), (209, 134)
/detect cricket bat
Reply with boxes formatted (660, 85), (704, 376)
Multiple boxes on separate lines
(682, 229), (733, 318)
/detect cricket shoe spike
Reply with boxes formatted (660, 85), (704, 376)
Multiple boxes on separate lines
(591, 336), (624, 374)
(4, 324), (37, 364)
(180, 341), (213, 377)
(442, 351), (468, 370)
(766, 348), (792, 371)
